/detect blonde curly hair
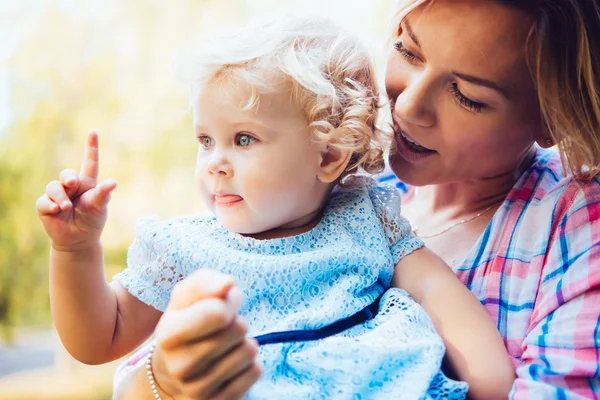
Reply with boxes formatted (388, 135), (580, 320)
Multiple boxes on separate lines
(181, 15), (389, 183)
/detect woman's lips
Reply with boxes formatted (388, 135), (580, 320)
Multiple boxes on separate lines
(393, 128), (437, 162)
(214, 194), (243, 207)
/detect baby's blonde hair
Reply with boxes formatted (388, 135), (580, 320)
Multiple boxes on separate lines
(182, 15), (388, 182)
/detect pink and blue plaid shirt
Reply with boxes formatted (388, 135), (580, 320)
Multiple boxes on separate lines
(382, 147), (600, 399)
(114, 147), (600, 399)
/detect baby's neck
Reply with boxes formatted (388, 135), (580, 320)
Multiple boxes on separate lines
(243, 208), (324, 240)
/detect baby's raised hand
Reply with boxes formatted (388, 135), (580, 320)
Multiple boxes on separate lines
(36, 131), (117, 252)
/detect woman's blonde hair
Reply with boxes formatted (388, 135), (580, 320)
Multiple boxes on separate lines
(390, 0), (600, 181)
(182, 15), (388, 181)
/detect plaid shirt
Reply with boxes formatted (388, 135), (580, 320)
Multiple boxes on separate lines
(381, 147), (600, 399)
(115, 148), (600, 399)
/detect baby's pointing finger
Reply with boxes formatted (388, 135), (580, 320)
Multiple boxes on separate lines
(79, 131), (100, 181)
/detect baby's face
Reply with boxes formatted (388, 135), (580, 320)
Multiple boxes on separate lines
(193, 81), (328, 237)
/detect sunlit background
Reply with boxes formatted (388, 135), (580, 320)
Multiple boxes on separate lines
(0, 1), (395, 398)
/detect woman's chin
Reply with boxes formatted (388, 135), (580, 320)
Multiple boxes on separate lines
(388, 152), (437, 186)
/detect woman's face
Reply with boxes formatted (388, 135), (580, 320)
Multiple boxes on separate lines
(386, 0), (543, 186)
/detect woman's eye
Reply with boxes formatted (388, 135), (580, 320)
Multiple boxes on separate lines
(393, 41), (420, 62)
(198, 136), (215, 148)
(236, 133), (257, 147)
(450, 83), (487, 113)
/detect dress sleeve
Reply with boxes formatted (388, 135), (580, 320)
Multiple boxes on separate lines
(368, 181), (424, 264)
(112, 217), (185, 312)
(511, 182), (600, 399)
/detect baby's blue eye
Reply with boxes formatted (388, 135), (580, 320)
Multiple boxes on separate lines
(199, 136), (215, 148)
(236, 133), (257, 147)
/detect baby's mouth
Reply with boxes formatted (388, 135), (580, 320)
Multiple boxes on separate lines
(214, 194), (243, 206)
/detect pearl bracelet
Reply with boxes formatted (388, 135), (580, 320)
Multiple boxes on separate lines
(145, 342), (164, 400)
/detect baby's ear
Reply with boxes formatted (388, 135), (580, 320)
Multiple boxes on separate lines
(317, 143), (352, 184)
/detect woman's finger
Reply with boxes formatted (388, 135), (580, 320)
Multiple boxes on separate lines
(210, 359), (262, 400)
(168, 316), (249, 381)
(202, 338), (259, 395)
(36, 194), (60, 215)
(167, 269), (236, 311)
(156, 298), (237, 349)
(226, 286), (244, 312)
(45, 180), (72, 211)
(183, 339), (260, 399)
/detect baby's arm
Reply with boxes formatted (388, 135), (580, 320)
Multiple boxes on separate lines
(392, 247), (515, 400)
(38, 132), (162, 364)
(50, 246), (161, 364)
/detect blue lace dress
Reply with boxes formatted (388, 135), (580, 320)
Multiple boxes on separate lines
(114, 179), (468, 399)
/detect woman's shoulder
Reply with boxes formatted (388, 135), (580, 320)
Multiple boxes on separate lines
(509, 147), (600, 215)
(484, 147), (600, 268)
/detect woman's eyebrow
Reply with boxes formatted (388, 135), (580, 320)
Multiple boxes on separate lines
(404, 19), (510, 99)
(403, 20), (421, 48)
(452, 71), (509, 98)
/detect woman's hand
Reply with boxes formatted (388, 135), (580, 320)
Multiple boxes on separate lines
(36, 131), (117, 252)
(152, 269), (262, 400)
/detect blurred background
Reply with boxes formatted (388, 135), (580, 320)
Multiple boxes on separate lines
(0, 0), (395, 398)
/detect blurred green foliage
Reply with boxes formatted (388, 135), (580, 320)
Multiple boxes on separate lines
(0, 105), (63, 335)
(0, 0), (210, 337)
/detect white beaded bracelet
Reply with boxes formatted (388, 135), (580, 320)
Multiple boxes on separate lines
(145, 342), (164, 400)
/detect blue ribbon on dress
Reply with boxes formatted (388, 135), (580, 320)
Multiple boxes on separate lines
(253, 295), (381, 346)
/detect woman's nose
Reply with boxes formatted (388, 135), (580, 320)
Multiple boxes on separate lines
(391, 72), (436, 128)
(207, 151), (233, 177)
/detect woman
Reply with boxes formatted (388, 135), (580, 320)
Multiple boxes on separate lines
(113, 0), (600, 398)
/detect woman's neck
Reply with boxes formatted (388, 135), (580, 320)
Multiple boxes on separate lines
(410, 146), (538, 218)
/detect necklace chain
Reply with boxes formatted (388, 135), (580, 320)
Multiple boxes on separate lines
(411, 203), (500, 239)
